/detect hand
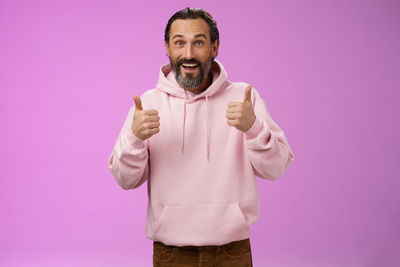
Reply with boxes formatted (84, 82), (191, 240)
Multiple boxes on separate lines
(226, 85), (256, 132)
(131, 95), (160, 140)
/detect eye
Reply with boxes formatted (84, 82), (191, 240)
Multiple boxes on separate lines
(175, 40), (184, 47)
(195, 41), (203, 46)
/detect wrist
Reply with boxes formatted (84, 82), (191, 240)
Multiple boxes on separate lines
(245, 117), (263, 139)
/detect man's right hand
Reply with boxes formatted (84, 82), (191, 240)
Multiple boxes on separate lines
(131, 95), (160, 140)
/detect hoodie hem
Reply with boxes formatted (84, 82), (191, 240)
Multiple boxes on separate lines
(146, 202), (251, 246)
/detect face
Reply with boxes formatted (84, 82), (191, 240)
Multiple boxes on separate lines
(165, 18), (219, 90)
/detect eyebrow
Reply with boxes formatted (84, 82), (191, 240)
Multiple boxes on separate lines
(194, 34), (207, 39)
(172, 34), (208, 40)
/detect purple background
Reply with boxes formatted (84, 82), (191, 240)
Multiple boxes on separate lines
(1, 0), (399, 266)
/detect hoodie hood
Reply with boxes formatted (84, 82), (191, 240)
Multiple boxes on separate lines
(155, 59), (228, 102)
(155, 59), (228, 160)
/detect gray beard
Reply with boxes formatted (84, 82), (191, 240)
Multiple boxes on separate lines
(171, 57), (213, 91)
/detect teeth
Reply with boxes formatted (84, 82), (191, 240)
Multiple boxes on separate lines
(182, 63), (198, 67)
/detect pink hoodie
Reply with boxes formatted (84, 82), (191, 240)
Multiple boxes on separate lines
(108, 60), (294, 246)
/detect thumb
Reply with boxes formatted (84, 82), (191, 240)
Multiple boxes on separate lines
(133, 95), (143, 111)
(243, 85), (252, 103)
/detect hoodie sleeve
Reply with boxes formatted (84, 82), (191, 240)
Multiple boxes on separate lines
(244, 87), (294, 181)
(108, 107), (149, 190)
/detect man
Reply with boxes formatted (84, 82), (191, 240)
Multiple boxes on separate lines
(108, 7), (294, 267)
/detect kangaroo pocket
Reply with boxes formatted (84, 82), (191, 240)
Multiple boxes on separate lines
(153, 203), (250, 246)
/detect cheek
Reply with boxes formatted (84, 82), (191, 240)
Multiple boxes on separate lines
(197, 50), (212, 61)
(174, 54), (187, 62)
(169, 48), (181, 57)
(170, 54), (181, 64)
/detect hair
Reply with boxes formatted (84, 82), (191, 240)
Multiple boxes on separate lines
(164, 7), (219, 44)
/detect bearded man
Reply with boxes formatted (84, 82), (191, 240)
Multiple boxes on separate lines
(108, 7), (294, 267)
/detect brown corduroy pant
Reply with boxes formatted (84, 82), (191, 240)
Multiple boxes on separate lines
(153, 238), (253, 267)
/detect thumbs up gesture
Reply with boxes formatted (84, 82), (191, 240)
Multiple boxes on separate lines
(131, 95), (160, 140)
(226, 85), (256, 132)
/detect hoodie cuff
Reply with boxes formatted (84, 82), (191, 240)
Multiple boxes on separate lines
(245, 117), (264, 140)
(124, 129), (146, 149)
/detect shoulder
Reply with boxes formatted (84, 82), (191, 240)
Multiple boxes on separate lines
(223, 81), (258, 97)
(225, 81), (249, 91)
(139, 88), (165, 110)
(139, 88), (164, 103)
(224, 81), (266, 106)
(140, 88), (160, 100)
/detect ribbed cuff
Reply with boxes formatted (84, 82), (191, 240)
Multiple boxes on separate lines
(125, 129), (146, 149)
(245, 117), (264, 140)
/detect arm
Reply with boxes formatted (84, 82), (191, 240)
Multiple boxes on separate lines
(244, 87), (294, 181)
(108, 107), (150, 190)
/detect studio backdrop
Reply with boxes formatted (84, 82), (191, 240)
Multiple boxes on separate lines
(1, 0), (399, 266)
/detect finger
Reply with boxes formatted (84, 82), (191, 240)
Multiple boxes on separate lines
(144, 122), (160, 129)
(226, 113), (241, 120)
(142, 115), (160, 122)
(148, 127), (160, 135)
(142, 109), (158, 116)
(226, 106), (242, 113)
(133, 95), (143, 110)
(227, 119), (240, 127)
(228, 101), (241, 107)
(243, 85), (252, 103)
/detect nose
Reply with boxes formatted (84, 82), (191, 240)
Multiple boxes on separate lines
(184, 44), (194, 59)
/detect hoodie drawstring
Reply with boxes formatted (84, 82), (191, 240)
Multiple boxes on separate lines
(181, 91), (210, 161)
(205, 94), (209, 161)
(182, 90), (188, 154)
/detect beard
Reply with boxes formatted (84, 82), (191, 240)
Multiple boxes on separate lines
(169, 56), (213, 91)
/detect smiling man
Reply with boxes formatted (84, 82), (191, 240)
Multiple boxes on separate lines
(167, 17), (218, 95)
(108, 7), (294, 267)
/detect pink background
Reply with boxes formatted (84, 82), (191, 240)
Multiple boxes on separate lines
(1, 0), (399, 266)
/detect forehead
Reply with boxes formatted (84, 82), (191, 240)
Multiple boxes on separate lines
(170, 18), (210, 39)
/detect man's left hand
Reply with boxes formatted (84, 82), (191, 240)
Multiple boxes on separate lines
(226, 85), (256, 132)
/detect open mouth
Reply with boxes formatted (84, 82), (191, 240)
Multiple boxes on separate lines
(181, 63), (199, 71)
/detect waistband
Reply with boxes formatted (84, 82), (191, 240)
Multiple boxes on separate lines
(153, 238), (250, 252)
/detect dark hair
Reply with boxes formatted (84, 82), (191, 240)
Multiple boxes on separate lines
(164, 7), (219, 44)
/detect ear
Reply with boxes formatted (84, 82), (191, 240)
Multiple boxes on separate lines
(164, 41), (170, 57)
(211, 39), (220, 58)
